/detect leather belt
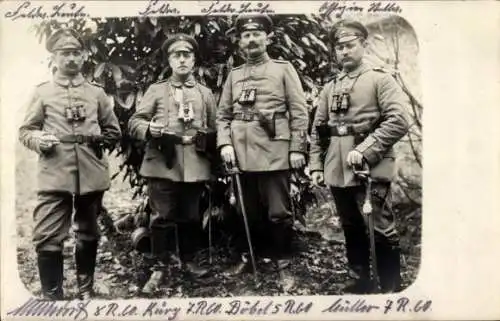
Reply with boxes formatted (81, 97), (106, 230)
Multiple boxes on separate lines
(233, 112), (288, 121)
(58, 134), (95, 144)
(329, 123), (372, 137)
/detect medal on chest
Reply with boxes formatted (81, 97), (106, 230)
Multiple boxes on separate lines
(174, 87), (194, 125)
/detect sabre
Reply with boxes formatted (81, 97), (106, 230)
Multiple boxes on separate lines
(226, 164), (258, 279)
(208, 183), (213, 264)
(353, 163), (381, 293)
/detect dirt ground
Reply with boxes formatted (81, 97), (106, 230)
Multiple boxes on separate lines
(15, 144), (421, 299)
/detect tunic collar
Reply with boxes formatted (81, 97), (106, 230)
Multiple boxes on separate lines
(169, 74), (196, 88)
(53, 72), (85, 87)
(338, 61), (370, 80)
(245, 52), (270, 66)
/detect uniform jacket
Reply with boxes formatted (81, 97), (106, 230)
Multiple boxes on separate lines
(128, 75), (216, 182)
(216, 53), (309, 172)
(309, 62), (409, 187)
(19, 72), (122, 194)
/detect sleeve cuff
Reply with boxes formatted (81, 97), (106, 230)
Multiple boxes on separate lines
(355, 136), (381, 166)
(290, 131), (308, 153)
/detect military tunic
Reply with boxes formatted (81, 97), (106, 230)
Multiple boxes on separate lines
(309, 61), (409, 289)
(18, 72), (121, 252)
(19, 73), (121, 194)
(128, 75), (216, 225)
(128, 75), (216, 183)
(216, 53), (308, 171)
(309, 62), (409, 187)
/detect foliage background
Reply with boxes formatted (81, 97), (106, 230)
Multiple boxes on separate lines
(15, 14), (422, 298)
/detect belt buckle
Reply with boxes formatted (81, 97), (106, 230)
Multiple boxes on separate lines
(182, 135), (192, 145)
(337, 124), (348, 136)
(75, 134), (84, 144)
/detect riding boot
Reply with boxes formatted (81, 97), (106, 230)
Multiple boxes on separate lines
(180, 224), (208, 278)
(37, 251), (64, 300)
(376, 239), (402, 293)
(342, 227), (371, 294)
(272, 223), (293, 269)
(142, 227), (169, 295)
(75, 240), (98, 300)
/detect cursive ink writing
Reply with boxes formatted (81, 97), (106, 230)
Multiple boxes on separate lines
(94, 302), (138, 317)
(138, 0), (180, 16)
(368, 1), (402, 13)
(319, 1), (364, 18)
(6, 298), (90, 321)
(201, 1), (274, 16)
(225, 299), (312, 315)
(142, 300), (181, 320)
(186, 300), (222, 316)
(383, 297), (432, 313)
(322, 298), (380, 313)
(4, 1), (88, 21)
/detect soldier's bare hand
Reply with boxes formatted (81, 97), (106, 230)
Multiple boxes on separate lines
(220, 145), (236, 167)
(289, 152), (306, 169)
(148, 121), (164, 138)
(346, 150), (364, 168)
(39, 134), (60, 152)
(311, 171), (324, 186)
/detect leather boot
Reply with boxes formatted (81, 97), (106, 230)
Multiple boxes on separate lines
(37, 251), (64, 300)
(223, 252), (252, 276)
(75, 240), (98, 300)
(343, 265), (371, 294)
(272, 223), (293, 270)
(376, 240), (402, 293)
(142, 227), (169, 295)
(180, 224), (208, 278)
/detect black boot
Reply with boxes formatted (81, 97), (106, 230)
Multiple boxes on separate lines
(37, 251), (64, 300)
(142, 227), (169, 295)
(180, 224), (208, 278)
(272, 223), (293, 270)
(376, 240), (402, 293)
(223, 252), (252, 276)
(75, 240), (98, 300)
(342, 228), (371, 294)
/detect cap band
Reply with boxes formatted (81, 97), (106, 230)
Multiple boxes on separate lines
(168, 40), (194, 54)
(51, 36), (83, 51)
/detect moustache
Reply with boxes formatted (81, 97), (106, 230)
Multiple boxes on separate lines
(247, 43), (259, 49)
(66, 63), (78, 68)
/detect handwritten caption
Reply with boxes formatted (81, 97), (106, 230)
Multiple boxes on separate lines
(4, 1), (89, 21)
(7, 296), (431, 320)
(319, 1), (403, 18)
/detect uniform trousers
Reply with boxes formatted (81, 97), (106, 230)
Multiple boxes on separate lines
(330, 181), (401, 291)
(33, 191), (103, 253)
(147, 178), (205, 258)
(232, 170), (293, 256)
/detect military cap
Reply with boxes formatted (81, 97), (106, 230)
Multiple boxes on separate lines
(46, 28), (85, 52)
(330, 19), (369, 44)
(161, 33), (198, 55)
(234, 13), (273, 34)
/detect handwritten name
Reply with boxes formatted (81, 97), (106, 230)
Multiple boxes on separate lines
(7, 298), (90, 321)
(141, 300), (181, 320)
(4, 1), (88, 21)
(319, 1), (364, 18)
(322, 298), (380, 313)
(319, 1), (402, 18)
(367, 1), (402, 14)
(138, 0), (180, 16)
(201, 1), (274, 16)
(225, 299), (313, 316)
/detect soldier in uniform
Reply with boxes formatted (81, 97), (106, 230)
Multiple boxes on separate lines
(19, 28), (122, 300)
(309, 19), (410, 293)
(217, 14), (309, 274)
(128, 34), (216, 280)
